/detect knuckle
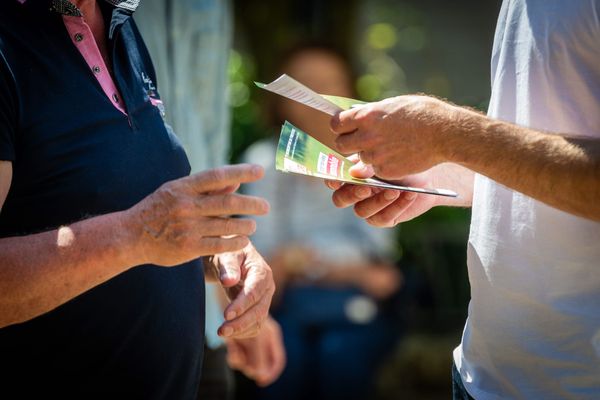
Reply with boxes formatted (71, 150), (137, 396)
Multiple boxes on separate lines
(212, 239), (230, 254)
(360, 106), (382, 125)
(355, 106), (373, 123)
(222, 217), (235, 234)
(205, 168), (226, 186)
(220, 194), (237, 211)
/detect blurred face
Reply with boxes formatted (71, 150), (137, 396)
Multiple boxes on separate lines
(278, 49), (353, 149)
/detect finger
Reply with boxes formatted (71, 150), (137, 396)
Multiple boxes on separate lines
(330, 108), (360, 134)
(347, 153), (361, 163)
(334, 131), (371, 154)
(195, 194), (270, 216)
(199, 218), (256, 238)
(187, 164), (265, 193)
(353, 190), (401, 219)
(348, 161), (375, 179)
(224, 260), (273, 322)
(366, 191), (418, 227)
(325, 180), (343, 190)
(331, 184), (375, 208)
(215, 251), (243, 287)
(219, 296), (270, 339)
(197, 236), (250, 256)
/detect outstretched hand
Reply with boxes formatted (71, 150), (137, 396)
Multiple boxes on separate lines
(325, 156), (440, 227)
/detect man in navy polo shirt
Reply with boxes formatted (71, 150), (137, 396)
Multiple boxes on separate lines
(0, 1), (275, 398)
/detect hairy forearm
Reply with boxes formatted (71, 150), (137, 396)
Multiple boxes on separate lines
(446, 109), (600, 220)
(0, 211), (139, 328)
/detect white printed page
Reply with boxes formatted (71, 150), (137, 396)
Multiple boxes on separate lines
(255, 74), (344, 116)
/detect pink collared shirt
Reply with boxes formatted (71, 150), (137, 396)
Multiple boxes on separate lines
(18, 0), (127, 115)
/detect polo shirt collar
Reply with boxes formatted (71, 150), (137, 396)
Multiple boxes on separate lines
(17, 0), (139, 16)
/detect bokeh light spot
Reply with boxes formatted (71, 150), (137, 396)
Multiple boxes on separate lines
(367, 23), (398, 50)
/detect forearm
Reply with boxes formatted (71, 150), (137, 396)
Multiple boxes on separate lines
(430, 163), (474, 208)
(0, 210), (139, 328)
(446, 108), (600, 220)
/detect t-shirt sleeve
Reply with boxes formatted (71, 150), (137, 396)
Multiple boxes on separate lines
(0, 56), (17, 162)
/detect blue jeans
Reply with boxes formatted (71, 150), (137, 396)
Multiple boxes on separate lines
(453, 363), (475, 400)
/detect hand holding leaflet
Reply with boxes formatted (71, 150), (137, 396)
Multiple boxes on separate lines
(276, 121), (458, 198)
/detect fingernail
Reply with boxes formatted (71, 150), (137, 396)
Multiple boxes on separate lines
(226, 310), (237, 321)
(356, 187), (370, 199)
(384, 190), (400, 201)
(221, 327), (233, 337)
(406, 192), (418, 201)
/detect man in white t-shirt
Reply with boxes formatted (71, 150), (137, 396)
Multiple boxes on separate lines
(327, 1), (600, 398)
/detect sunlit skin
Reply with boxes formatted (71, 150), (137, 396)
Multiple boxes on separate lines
(0, 1), (276, 340)
(325, 95), (600, 224)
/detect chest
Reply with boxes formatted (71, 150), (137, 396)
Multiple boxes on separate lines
(0, 16), (190, 233)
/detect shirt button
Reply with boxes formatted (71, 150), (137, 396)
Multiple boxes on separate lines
(92, 65), (101, 74)
(112, 93), (119, 103)
(74, 33), (84, 42)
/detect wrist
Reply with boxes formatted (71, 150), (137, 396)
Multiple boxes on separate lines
(440, 105), (488, 166)
(115, 209), (147, 267)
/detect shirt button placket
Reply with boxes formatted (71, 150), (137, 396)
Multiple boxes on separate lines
(92, 65), (101, 74)
(74, 33), (84, 42)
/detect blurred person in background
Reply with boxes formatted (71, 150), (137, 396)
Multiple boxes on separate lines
(243, 44), (404, 400)
(327, 1), (600, 399)
(135, 1), (286, 398)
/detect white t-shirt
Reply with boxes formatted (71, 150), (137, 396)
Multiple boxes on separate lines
(453, 1), (600, 399)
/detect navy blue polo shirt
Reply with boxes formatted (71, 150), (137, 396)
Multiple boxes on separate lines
(0, 1), (205, 399)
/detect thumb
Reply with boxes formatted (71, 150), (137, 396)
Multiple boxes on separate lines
(217, 251), (242, 287)
(349, 161), (375, 179)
